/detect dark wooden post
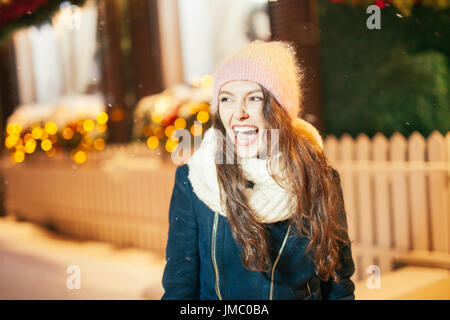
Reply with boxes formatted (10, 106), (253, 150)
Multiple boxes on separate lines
(97, 0), (130, 143)
(268, 0), (324, 132)
(0, 39), (19, 157)
(128, 0), (164, 101)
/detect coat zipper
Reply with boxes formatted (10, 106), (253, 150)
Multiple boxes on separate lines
(211, 211), (223, 300)
(269, 224), (292, 300)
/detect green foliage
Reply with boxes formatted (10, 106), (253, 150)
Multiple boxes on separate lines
(318, 0), (450, 138)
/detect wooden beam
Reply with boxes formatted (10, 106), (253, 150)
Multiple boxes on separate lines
(268, 0), (324, 132)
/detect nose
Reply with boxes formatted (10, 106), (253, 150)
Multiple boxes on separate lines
(233, 101), (249, 121)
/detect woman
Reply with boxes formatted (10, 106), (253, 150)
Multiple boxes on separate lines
(162, 40), (355, 300)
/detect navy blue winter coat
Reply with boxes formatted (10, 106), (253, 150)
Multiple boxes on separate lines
(161, 164), (355, 300)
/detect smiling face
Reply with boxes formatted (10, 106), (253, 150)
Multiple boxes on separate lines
(218, 80), (267, 159)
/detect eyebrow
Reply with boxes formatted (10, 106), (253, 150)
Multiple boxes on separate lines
(219, 89), (262, 96)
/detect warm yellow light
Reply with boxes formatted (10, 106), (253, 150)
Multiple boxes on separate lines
(151, 113), (163, 123)
(62, 127), (74, 139)
(165, 139), (178, 153)
(143, 125), (153, 137)
(6, 124), (14, 135)
(174, 118), (186, 129)
(74, 150), (86, 164)
(44, 121), (58, 135)
(49, 134), (58, 144)
(146, 136), (159, 149)
(155, 96), (170, 114)
(93, 137), (105, 150)
(76, 121), (85, 133)
(165, 125), (175, 138)
(41, 139), (52, 151)
(83, 119), (95, 132)
(7, 123), (22, 135)
(45, 148), (56, 157)
(40, 130), (49, 140)
(96, 112), (108, 125)
(153, 127), (164, 139)
(31, 127), (43, 139)
(5, 135), (18, 148)
(198, 103), (210, 112)
(81, 136), (93, 148)
(13, 150), (25, 163)
(23, 133), (33, 143)
(190, 124), (203, 136)
(200, 74), (212, 88)
(25, 139), (37, 153)
(187, 102), (197, 115)
(96, 123), (107, 133)
(197, 111), (209, 123)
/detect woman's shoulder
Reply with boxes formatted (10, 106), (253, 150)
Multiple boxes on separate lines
(175, 163), (189, 178)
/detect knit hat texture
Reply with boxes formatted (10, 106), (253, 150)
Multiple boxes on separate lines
(210, 40), (303, 119)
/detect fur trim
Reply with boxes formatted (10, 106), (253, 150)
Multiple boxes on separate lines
(292, 117), (323, 151)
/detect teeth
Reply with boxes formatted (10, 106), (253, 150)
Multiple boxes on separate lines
(233, 126), (258, 133)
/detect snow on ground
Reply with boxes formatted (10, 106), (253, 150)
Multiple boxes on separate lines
(0, 216), (166, 300)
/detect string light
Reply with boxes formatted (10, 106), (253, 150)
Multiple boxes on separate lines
(83, 119), (95, 132)
(93, 137), (105, 150)
(41, 139), (52, 151)
(174, 118), (186, 129)
(96, 112), (108, 125)
(73, 150), (86, 164)
(197, 111), (209, 123)
(146, 136), (159, 149)
(31, 127), (43, 139)
(62, 127), (74, 139)
(13, 150), (25, 163)
(165, 138), (178, 153)
(44, 121), (58, 135)
(164, 125), (175, 138)
(190, 123), (203, 136)
(25, 139), (37, 153)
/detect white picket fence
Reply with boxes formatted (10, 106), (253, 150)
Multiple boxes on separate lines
(1, 130), (449, 283)
(324, 130), (450, 281)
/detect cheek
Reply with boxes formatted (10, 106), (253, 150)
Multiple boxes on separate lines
(248, 108), (265, 127)
(218, 107), (232, 127)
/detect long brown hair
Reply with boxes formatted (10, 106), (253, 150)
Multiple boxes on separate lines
(213, 84), (350, 282)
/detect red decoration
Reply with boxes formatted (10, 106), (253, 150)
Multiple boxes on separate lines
(0, 0), (50, 28)
(375, 0), (386, 9)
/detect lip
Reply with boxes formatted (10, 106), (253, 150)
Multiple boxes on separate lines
(231, 124), (260, 147)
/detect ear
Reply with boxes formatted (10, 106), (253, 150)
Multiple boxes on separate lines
(292, 117), (324, 151)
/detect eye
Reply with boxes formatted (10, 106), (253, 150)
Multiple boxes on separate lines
(250, 96), (263, 101)
(220, 96), (231, 102)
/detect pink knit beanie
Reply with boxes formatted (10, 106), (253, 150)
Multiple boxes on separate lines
(210, 40), (304, 120)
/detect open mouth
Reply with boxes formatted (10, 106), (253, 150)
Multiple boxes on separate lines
(232, 125), (259, 147)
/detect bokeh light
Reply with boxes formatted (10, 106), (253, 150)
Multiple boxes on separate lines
(146, 136), (159, 149)
(93, 137), (105, 150)
(62, 127), (74, 140)
(83, 119), (95, 132)
(197, 111), (209, 123)
(44, 121), (58, 135)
